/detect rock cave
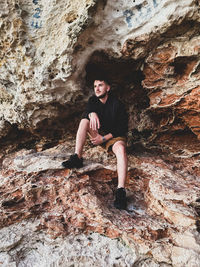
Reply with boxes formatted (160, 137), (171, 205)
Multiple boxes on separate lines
(0, 0), (200, 266)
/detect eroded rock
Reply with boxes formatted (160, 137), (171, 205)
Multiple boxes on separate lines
(0, 220), (137, 266)
(0, 0), (200, 266)
(0, 0), (199, 157)
(0, 143), (200, 266)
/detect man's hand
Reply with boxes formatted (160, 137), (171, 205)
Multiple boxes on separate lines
(90, 133), (104, 146)
(89, 112), (100, 131)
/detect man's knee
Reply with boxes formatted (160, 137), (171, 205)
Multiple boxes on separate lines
(112, 141), (126, 155)
(78, 118), (89, 131)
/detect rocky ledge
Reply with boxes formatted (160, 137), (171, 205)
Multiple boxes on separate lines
(0, 138), (200, 266)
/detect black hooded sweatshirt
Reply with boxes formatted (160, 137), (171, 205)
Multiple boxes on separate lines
(83, 94), (128, 138)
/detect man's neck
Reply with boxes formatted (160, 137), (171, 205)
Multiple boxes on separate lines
(99, 94), (109, 104)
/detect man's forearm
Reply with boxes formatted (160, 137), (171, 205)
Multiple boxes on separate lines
(102, 133), (113, 142)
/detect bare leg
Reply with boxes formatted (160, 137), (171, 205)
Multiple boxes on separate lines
(75, 119), (98, 158)
(112, 141), (127, 188)
(75, 119), (89, 158)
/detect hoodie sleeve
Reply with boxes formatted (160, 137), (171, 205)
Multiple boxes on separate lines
(82, 96), (98, 120)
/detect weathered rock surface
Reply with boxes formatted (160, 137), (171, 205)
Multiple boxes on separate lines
(0, 141), (200, 266)
(0, 0), (199, 156)
(0, 220), (138, 267)
(1, 0), (200, 266)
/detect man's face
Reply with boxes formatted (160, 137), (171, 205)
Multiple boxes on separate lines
(94, 80), (110, 99)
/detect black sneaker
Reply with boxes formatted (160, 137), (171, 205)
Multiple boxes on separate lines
(62, 154), (83, 169)
(114, 188), (127, 210)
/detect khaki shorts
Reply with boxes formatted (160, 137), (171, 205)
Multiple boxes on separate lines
(101, 136), (127, 152)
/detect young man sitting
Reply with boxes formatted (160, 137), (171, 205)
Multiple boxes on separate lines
(62, 75), (128, 210)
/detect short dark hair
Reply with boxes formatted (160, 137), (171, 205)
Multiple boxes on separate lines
(93, 73), (110, 85)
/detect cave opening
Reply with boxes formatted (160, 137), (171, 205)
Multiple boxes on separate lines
(84, 50), (152, 152)
(84, 50), (147, 102)
(84, 51), (150, 113)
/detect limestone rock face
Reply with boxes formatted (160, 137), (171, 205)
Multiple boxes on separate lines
(0, 0), (97, 134)
(0, 0), (200, 155)
(0, 221), (137, 266)
(1, 0), (200, 266)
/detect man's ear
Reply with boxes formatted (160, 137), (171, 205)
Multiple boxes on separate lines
(107, 85), (111, 92)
